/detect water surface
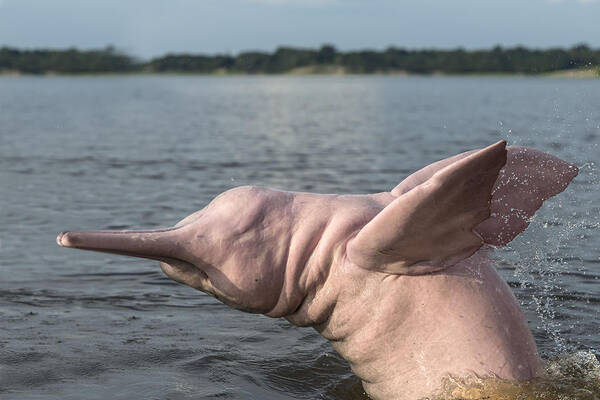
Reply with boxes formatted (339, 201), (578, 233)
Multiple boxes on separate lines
(0, 75), (598, 399)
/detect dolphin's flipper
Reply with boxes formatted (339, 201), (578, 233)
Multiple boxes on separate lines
(392, 145), (579, 247)
(347, 141), (507, 275)
(475, 146), (578, 246)
(390, 150), (478, 196)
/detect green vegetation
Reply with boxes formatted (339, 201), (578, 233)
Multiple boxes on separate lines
(0, 46), (136, 74)
(2, 44), (599, 75)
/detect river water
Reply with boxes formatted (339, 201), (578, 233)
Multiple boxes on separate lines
(0, 75), (598, 399)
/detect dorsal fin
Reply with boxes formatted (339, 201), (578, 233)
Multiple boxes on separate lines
(347, 141), (507, 275)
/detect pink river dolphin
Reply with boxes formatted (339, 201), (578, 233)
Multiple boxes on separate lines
(57, 141), (578, 399)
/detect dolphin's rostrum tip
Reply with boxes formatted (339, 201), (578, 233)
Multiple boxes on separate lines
(56, 231), (70, 247)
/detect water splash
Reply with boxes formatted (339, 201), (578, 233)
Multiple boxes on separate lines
(493, 160), (599, 356)
(436, 351), (600, 400)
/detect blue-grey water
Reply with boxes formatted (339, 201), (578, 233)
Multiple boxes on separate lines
(0, 75), (598, 399)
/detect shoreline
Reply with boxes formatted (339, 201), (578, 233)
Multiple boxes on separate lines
(1, 67), (598, 78)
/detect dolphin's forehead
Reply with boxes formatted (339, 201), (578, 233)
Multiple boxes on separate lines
(207, 186), (293, 216)
(211, 185), (290, 205)
(203, 186), (295, 236)
(175, 186), (292, 228)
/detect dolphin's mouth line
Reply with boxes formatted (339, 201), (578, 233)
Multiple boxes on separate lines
(60, 244), (189, 267)
(59, 228), (180, 237)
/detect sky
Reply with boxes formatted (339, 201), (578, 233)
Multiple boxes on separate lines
(1, 0), (599, 59)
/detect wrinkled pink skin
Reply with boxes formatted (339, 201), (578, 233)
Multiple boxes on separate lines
(57, 143), (578, 400)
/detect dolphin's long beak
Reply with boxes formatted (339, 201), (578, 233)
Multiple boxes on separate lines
(56, 228), (186, 263)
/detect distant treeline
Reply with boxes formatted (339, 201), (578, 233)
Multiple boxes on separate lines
(0, 46), (137, 74)
(2, 44), (599, 75)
